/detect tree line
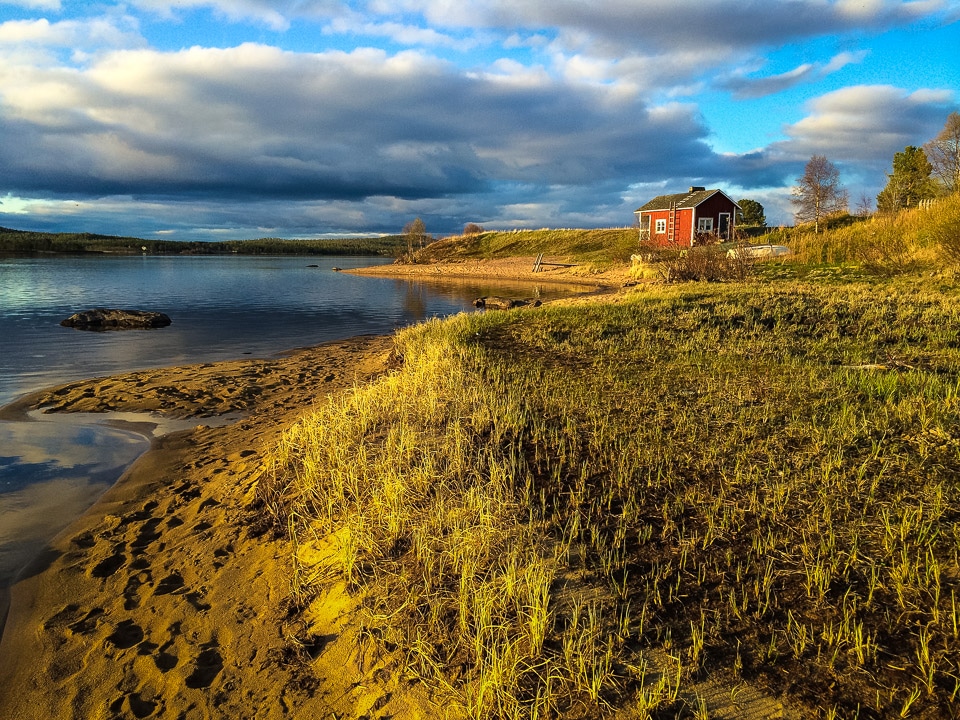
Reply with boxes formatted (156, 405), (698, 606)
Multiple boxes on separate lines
(791, 111), (960, 232)
(0, 229), (410, 256)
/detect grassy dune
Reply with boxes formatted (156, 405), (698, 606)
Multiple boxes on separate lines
(262, 275), (960, 718)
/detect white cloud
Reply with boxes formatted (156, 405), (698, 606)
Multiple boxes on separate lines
(778, 84), (956, 163)
(128, 0), (346, 30)
(1, 0), (955, 236)
(0, 0), (61, 9)
(323, 15), (475, 49)
(0, 16), (142, 46)
(0, 16), (146, 66)
(722, 51), (870, 99)
(0, 43), (720, 226)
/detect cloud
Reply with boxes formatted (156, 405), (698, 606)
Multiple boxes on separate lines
(2, 1), (955, 235)
(778, 84), (956, 163)
(128, 0), (346, 30)
(409, 0), (952, 54)
(0, 43), (723, 218)
(323, 14), (478, 50)
(0, 0), (61, 9)
(0, 16), (145, 60)
(721, 51), (869, 99)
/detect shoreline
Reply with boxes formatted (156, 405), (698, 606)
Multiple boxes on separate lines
(345, 255), (633, 289)
(0, 333), (450, 719)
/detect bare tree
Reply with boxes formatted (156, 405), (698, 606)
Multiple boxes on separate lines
(924, 111), (960, 194)
(402, 217), (427, 260)
(792, 155), (848, 233)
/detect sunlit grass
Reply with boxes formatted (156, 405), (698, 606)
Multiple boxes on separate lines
(417, 227), (638, 268)
(767, 193), (960, 273)
(261, 277), (960, 718)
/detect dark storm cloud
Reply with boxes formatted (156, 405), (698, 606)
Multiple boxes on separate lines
(414, 0), (949, 55)
(0, 44), (721, 205)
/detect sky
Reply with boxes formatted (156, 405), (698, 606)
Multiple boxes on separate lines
(0, 1), (958, 240)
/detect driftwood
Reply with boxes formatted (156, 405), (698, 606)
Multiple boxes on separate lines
(532, 253), (577, 272)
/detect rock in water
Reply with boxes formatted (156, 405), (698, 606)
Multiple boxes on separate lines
(60, 308), (172, 331)
(473, 296), (542, 310)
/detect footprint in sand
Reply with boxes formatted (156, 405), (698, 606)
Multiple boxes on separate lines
(106, 619), (144, 649)
(44, 604), (105, 637)
(109, 692), (159, 719)
(68, 607), (105, 635)
(185, 643), (223, 689)
(153, 571), (185, 596)
(91, 546), (127, 578)
(123, 571), (150, 610)
(131, 517), (163, 550)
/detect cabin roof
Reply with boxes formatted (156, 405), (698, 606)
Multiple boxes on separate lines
(635, 188), (741, 213)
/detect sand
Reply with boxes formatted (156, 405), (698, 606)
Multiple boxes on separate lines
(0, 334), (453, 719)
(346, 255), (635, 288)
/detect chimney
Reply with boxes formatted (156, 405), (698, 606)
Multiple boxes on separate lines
(689, 186), (706, 192)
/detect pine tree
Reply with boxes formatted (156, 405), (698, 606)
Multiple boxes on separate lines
(876, 146), (936, 212)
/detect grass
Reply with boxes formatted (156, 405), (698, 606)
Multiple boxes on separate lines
(757, 193), (960, 273)
(415, 227), (639, 269)
(261, 273), (960, 719)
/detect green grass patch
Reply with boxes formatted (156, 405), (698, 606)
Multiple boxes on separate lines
(417, 227), (638, 268)
(262, 278), (960, 718)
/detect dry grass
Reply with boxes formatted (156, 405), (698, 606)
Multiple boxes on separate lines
(779, 193), (960, 273)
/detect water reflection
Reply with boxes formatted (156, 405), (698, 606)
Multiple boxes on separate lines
(0, 419), (149, 588)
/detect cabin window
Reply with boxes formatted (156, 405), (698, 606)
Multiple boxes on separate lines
(655, 219), (666, 234)
(697, 217), (714, 232)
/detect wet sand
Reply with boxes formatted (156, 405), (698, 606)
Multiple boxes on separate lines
(0, 334), (451, 719)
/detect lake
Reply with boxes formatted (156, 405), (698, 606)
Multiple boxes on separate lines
(0, 254), (575, 592)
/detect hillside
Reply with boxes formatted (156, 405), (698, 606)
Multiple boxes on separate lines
(416, 227), (639, 267)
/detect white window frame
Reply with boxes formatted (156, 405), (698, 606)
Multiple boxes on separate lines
(697, 217), (714, 232)
(655, 218), (667, 234)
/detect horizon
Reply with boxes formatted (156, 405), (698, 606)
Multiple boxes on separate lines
(0, 0), (958, 240)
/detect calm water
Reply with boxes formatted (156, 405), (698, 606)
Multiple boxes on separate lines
(0, 254), (575, 591)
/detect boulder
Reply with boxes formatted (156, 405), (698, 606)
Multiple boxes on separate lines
(60, 308), (172, 331)
(473, 296), (542, 310)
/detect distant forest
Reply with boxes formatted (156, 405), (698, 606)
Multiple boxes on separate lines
(0, 227), (408, 256)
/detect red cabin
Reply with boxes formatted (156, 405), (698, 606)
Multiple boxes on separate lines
(635, 187), (741, 246)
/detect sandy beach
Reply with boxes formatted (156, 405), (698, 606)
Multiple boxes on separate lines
(0, 332), (456, 719)
(346, 255), (634, 288)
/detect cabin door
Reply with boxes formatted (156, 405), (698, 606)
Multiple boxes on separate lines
(718, 213), (731, 240)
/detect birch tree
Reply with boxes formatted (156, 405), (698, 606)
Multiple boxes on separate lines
(924, 112), (960, 194)
(792, 155), (848, 233)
